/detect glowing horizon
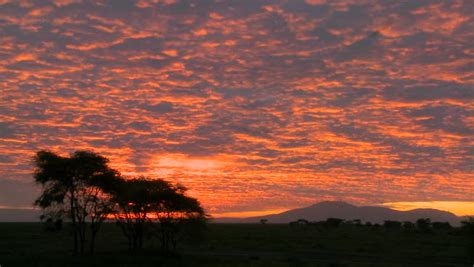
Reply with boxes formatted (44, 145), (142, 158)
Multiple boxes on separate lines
(0, 0), (472, 216)
(381, 201), (474, 217)
(212, 201), (474, 218)
(1, 200), (473, 219)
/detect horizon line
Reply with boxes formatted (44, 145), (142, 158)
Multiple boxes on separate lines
(211, 201), (474, 218)
(1, 201), (473, 218)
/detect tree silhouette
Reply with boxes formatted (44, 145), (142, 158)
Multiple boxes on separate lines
(325, 218), (344, 228)
(416, 218), (431, 233)
(110, 177), (155, 251)
(461, 218), (474, 259)
(383, 220), (402, 229)
(431, 222), (452, 230)
(110, 177), (206, 253)
(33, 150), (207, 255)
(33, 150), (119, 254)
(84, 177), (118, 253)
(149, 183), (206, 253)
(402, 221), (415, 231)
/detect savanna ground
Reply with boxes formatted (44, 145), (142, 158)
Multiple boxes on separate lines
(0, 223), (472, 267)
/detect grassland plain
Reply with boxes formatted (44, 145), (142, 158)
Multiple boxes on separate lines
(0, 223), (472, 267)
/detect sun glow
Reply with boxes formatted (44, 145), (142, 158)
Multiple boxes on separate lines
(211, 209), (290, 218)
(150, 154), (232, 176)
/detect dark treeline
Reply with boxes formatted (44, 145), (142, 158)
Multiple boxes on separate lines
(33, 150), (207, 256)
(286, 217), (471, 232)
(286, 217), (474, 258)
(31, 149), (474, 262)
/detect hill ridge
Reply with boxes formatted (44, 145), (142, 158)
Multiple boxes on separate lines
(214, 201), (461, 225)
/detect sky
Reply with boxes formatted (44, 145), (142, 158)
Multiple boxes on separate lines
(0, 0), (473, 217)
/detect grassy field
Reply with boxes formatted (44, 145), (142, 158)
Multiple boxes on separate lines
(0, 222), (472, 267)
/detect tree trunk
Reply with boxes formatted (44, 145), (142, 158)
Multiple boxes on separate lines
(126, 231), (132, 251)
(172, 234), (177, 253)
(134, 235), (139, 250)
(90, 229), (97, 254)
(70, 190), (78, 255)
(78, 221), (86, 255)
(139, 223), (144, 249)
(161, 226), (166, 253)
(138, 233), (143, 249)
(119, 223), (133, 251)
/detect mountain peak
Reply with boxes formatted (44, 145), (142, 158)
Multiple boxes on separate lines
(310, 201), (356, 208)
(214, 201), (461, 225)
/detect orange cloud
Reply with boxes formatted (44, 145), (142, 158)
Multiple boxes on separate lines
(0, 0), (472, 215)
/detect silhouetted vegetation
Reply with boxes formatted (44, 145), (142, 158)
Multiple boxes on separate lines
(324, 218), (344, 228)
(19, 150), (473, 266)
(34, 150), (119, 255)
(402, 221), (415, 231)
(461, 217), (474, 259)
(33, 150), (206, 256)
(110, 177), (206, 253)
(2, 221), (473, 266)
(432, 221), (453, 230)
(416, 218), (432, 233)
(383, 220), (402, 229)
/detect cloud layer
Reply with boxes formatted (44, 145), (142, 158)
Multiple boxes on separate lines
(0, 0), (473, 214)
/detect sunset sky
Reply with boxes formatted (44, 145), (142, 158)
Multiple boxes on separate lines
(0, 0), (473, 217)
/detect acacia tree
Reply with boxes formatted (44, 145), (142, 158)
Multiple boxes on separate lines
(83, 178), (117, 254)
(111, 177), (206, 253)
(34, 150), (119, 255)
(111, 177), (157, 251)
(151, 185), (206, 254)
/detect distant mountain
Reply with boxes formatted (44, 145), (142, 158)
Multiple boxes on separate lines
(213, 201), (461, 225)
(0, 208), (41, 222)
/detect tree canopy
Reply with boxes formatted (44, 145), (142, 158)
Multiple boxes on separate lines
(33, 150), (206, 255)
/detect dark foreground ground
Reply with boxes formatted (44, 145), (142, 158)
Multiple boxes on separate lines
(0, 223), (472, 267)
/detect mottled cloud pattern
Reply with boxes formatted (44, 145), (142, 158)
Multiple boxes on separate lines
(0, 0), (473, 215)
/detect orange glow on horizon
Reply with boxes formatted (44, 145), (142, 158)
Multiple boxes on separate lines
(211, 201), (474, 218)
(382, 202), (474, 217)
(211, 209), (290, 218)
